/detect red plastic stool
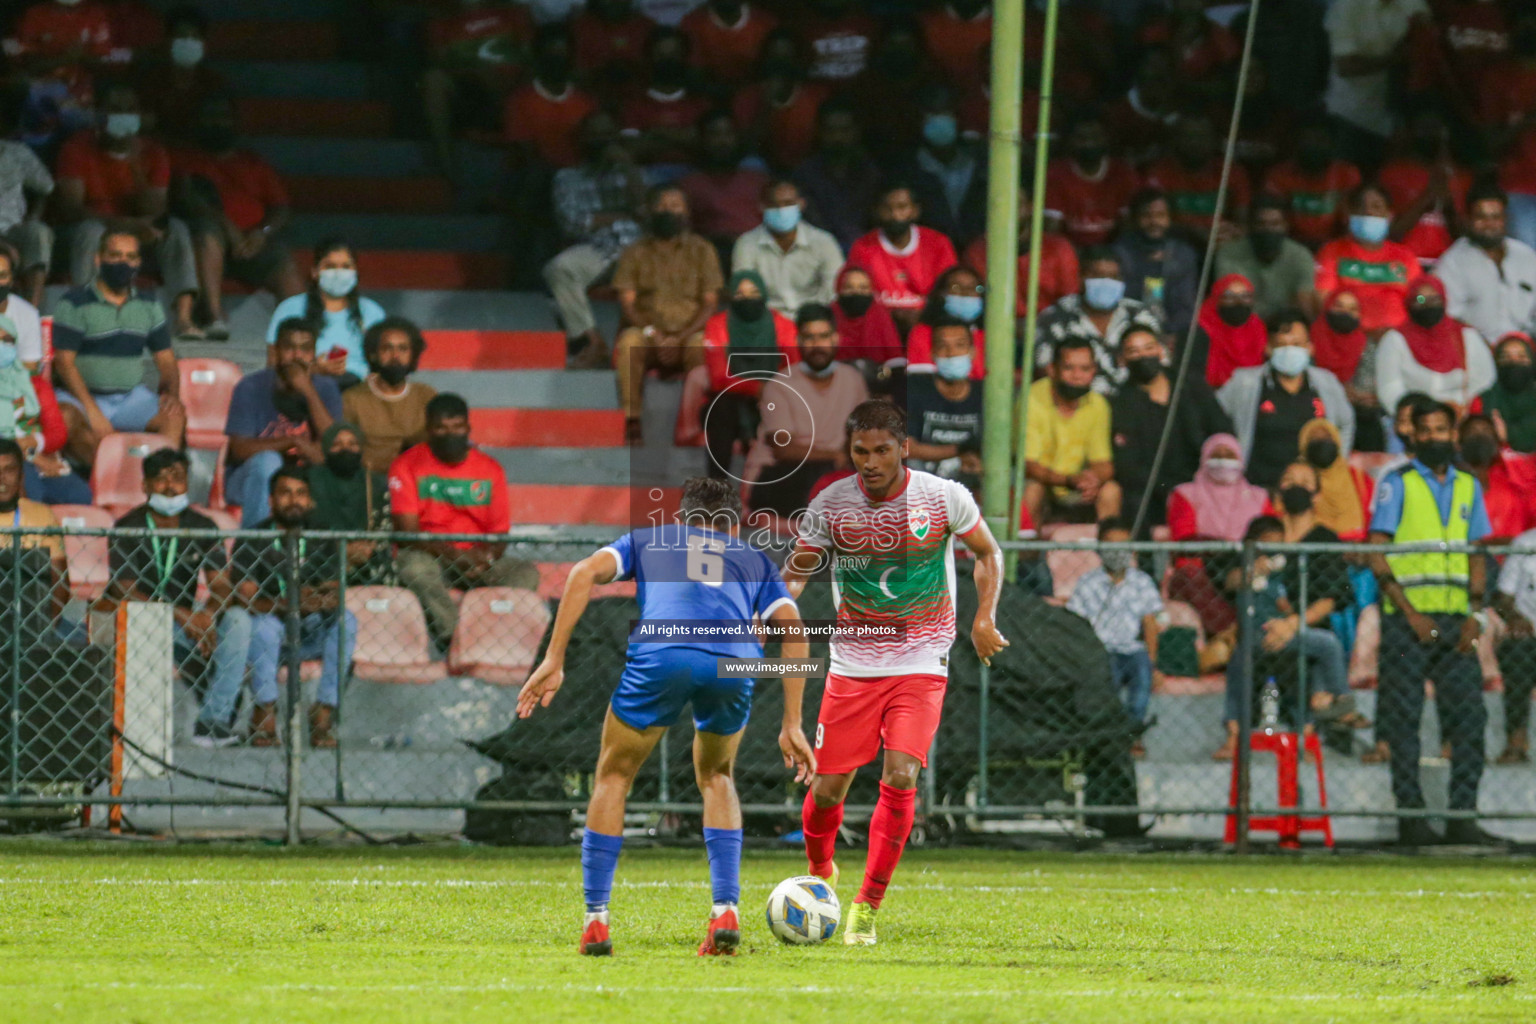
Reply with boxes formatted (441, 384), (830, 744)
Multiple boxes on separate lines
(1224, 731), (1334, 848)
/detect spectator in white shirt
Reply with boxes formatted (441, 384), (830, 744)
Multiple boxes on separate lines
(730, 179), (843, 319)
(1375, 276), (1495, 414)
(1437, 185), (1536, 345)
(1323, 0), (1430, 166)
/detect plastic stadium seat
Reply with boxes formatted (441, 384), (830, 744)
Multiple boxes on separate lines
(448, 588), (551, 685)
(1348, 603), (1379, 689)
(1045, 523), (1099, 600)
(54, 505), (114, 601)
(674, 363), (709, 447)
(180, 358), (242, 449)
(345, 586), (446, 685)
(535, 561), (637, 601)
(90, 433), (178, 511)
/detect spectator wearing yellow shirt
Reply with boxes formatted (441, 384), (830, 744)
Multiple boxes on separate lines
(0, 437), (69, 620)
(1023, 336), (1121, 526)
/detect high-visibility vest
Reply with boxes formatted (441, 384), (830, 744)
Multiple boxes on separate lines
(1384, 467), (1475, 615)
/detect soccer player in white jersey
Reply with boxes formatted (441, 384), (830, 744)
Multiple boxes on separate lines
(782, 400), (1007, 945)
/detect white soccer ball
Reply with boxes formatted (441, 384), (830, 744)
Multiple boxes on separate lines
(765, 875), (840, 945)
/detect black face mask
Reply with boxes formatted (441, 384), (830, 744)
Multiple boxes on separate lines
(650, 58), (688, 88)
(197, 126), (236, 151)
(1250, 229), (1286, 261)
(429, 433), (471, 463)
(1461, 434), (1499, 468)
(1279, 485), (1314, 515)
(1498, 363), (1536, 394)
(880, 217), (913, 239)
(374, 363), (411, 386)
(1305, 437), (1339, 469)
(837, 294), (874, 318)
(650, 211), (684, 239)
(1126, 355), (1164, 385)
(1072, 147), (1105, 168)
(98, 260), (137, 291)
(1054, 380), (1091, 402)
(1408, 305), (1445, 328)
(957, 471), (982, 496)
(730, 296), (766, 321)
(325, 451), (362, 478)
(536, 57), (572, 84)
(1396, 431), (1415, 455)
(1417, 438), (1455, 470)
(1217, 304), (1253, 327)
(1325, 311), (1360, 335)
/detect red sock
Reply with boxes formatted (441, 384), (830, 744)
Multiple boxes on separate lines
(802, 788), (843, 877)
(857, 782), (917, 910)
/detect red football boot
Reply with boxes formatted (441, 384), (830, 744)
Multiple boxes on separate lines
(697, 906), (740, 956)
(579, 911), (612, 956)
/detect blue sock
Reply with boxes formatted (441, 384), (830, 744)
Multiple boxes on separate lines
(703, 827), (743, 906)
(581, 829), (624, 912)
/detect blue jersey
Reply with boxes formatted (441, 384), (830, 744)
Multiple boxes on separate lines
(602, 525), (796, 659)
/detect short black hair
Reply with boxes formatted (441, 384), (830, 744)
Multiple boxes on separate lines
(1395, 390), (1434, 416)
(646, 182), (685, 207)
(1097, 516), (1131, 540)
(1411, 398), (1457, 430)
(1080, 245), (1120, 272)
(761, 177), (798, 203)
(1251, 191), (1288, 219)
(1467, 181), (1510, 211)
(678, 476), (742, 524)
(1128, 187), (1168, 219)
(795, 302), (836, 330)
(845, 399), (907, 443)
(1244, 515), (1285, 541)
(1459, 412), (1497, 436)
(268, 465), (309, 496)
(876, 180), (919, 205)
(1266, 307), (1310, 338)
(1349, 181), (1391, 211)
(362, 315), (426, 362)
(1053, 335), (1096, 367)
(98, 222), (141, 256)
(928, 314), (974, 345)
(141, 448), (189, 482)
(426, 392), (470, 424)
(274, 317), (317, 346)
(0, 438), (22, 469)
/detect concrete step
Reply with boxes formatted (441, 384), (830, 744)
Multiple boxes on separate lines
(374, 291), (562, 331)
(237, 97), (391, 137)
(212, 60), (374, 99)
(418, 330), (566, 371)
(287, 175), (455, 215)
(208, 20), (340, 61)
(287, 214), (506, 252)
(419, 369), (616, 409)
(248, 136), (433, 178)
(472, 409), (625, 447)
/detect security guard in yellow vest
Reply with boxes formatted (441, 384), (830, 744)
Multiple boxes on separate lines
(1368, 399), (1497, 847)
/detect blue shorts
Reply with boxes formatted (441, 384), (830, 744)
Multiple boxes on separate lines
(611, 646), (754, 735)
(58, 384), (160, 432)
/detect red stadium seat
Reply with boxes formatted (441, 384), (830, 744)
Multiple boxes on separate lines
(53, 504), (114, 601)
(179, 358), (242, 450)
(345, 586), (446, 685)
(448, 587), (550, 685)
(674, 364), (710, 447)
(90, 433), (178, 511)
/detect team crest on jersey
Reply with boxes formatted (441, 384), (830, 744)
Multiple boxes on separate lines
(910, 506), (931, 539)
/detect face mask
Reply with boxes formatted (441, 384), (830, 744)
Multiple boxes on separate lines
(1350, 215), (1390, 245)
(429, 433), (471, 463)
(1461, 434), (1499, 468)
(1270, 345), (1311, 377)
(1417, 438), (1455, 470)
(171, 37), (205, 68)
(837, 293), (873, 318)
(935, 354), (972, 380)
(1250, 229), (1286, 261)
(1217, 303), (1253, 327)
(650, 211), (684, 239)
(325, 451), (363, 478)
(1396, 431), (1415, 454)
(1073, 146), (1106, 168)
(942, 294), (982, 322)
(318, 267), (357, 298)
(1279, 485), (1314, 516)
(375, 363), (411, 386)
(799, 359), (835, 379)
(1325, 311), (1360, 335)
(957, 471), (982, 495)
(147, 491), (190, 517)
(1054, 379), (1091, 402)
(1083, 276), (1125, 311)
(1205, 458), (1244, 484)
(1099, 550), (1134, 575)
(1305, 437), (1339, 469)
(1498, 363), (1535, 393)
(104, 112), (141, 139)
(650, 59), (688, 88)
(197, 125), (236, 151)
(763, 204), (800, 234)
(98, 260), (137, 291)
(1126, 354), (1163, 385)
(1408, 305), (1445, 328)
(0, 343), (14, 370)
(730, 296), (766, 321)
(922, 113), (958, 149)
(880, 217), (913, 239)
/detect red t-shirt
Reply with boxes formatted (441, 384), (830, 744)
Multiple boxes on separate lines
(11, 1), (113, 60)
(428, 6), (533, 61)
(1501, 128), (1536, 196)
(1433, 0), (1510, 100)
(1483, 452), (1536, 541)
(1314, 237), (1419, 334)
(1377, 159), (1471, 263)
(700, 309), (800, 398)
(388, 444), (511, 547)
(680, 3), (778, 86)
(799, 12), (879, 81)
(56, 131), (171, 216)
(619, 87), (712, 163)
(963, 233), (1080, 317)
(1102, 95), (1178, 164)
(1143, 157), (1252, 237)
(1262, 159), (1363, 249)
(731, 81), (830, 171)
(572, 12), (654, 76)
(1137, 15), (1239, 81)
(502, 82), (599, 168)
(917, 7), (992, 87)
(170, 148), (289, 231)
(1043, 157), (1140, 248)
(678, 167), (772, 241)
(846, 227), (959, 314)
(1480, 59), (1536, 128)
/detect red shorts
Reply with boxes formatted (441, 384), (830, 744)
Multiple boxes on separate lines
(813, 672), (948, 775)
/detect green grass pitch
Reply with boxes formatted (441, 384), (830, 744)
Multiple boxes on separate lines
(2, 842), (1532, 1023)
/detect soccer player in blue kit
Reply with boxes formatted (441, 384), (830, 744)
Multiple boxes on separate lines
(518, 477), (817, 957)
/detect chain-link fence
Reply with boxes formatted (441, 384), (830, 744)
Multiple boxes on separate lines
(2, 525), (1534, 846)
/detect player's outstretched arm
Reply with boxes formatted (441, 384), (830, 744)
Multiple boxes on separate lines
(959, 519), (1009, 665)
(516, 548), (619, 718)
(768, 601), (816, 783)
(781, 542), (827, 600)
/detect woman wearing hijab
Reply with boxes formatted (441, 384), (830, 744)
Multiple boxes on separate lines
(1310, 288), (1386, 451)
(906, 264), (987, 377)
(1296, 418), (1372, 541)
(307, 422), (389, 581)
(0, 314), (89, 505)
(831, 265), (903, 366)
(1374, 276), (1495, 415)
(1193, 274), (1267, 388)
(699, 269), (799, 480)
(1471, 332), (1536, 453)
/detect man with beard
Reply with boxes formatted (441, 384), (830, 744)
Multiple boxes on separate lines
(390, 393), (540, 649)
(224, 318), (341, 526)
(1436, 185), (1536, 345)
(342, 317), (438, 474)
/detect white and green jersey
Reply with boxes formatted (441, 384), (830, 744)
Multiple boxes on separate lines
(797, 468), (982, 677)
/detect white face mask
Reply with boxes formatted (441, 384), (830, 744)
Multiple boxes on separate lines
(171, 37), (205, 68)
(1270, 344), (1311, 377)
(147, 492), (190, 517)
(318, 267), (357, 298)
(1205, 458), (1245, 485)
(104, 112), (142, 140)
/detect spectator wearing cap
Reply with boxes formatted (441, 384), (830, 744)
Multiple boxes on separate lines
(961, 185), (1079, 319)
(730, 179), (842, 319)
(1261, 117), (1363, 250)
(1023, 336), (1121, 525)
(0, 97), (55, 309)
(109, 447), (252, 748)
(52, 228), (186, 467)
(791, 97), (884, 252)
(1143, 112), (1252, 242)
(1214, 195), (1320, 323)
(342, 317), (439, 474)
(895, 84), (987, 250)
(1473, 333), (1536, 454)
(611, 184), (722, 442)
(846, 183), (958, 333)
(1112, 188), (1199, 343)
(1315, 183), (1420, 336)
(0, 311), (87, 506)
(1045, 111), (1141, 248)
(1375, 276), (1495, 416)
(678, 110), (770, 266)
(390, 393), (539, 649)
(1035, 247), (1163, 395)
(1436, 184), (1536, 346)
